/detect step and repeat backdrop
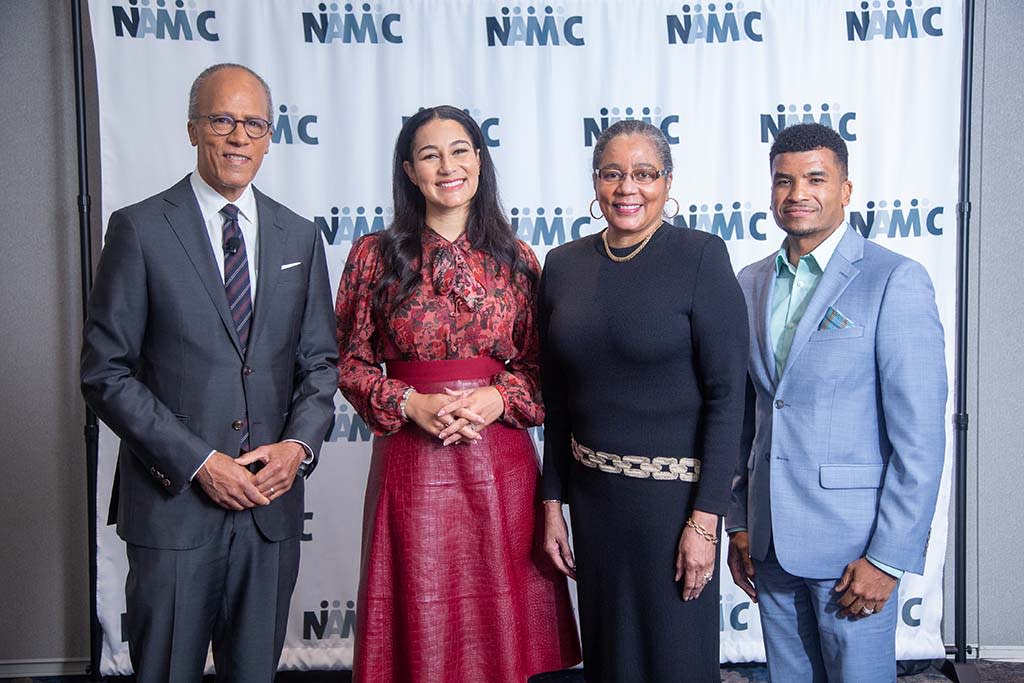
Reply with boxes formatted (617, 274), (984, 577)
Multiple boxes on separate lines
(88, 0), (963, 674)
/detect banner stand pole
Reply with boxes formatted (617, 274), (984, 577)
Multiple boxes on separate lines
(71, 0), (103, 680)
(941, 0), (979, 681)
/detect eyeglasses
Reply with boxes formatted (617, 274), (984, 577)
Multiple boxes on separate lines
(194, 114), (273, 139)
(594, 168), (669, 185)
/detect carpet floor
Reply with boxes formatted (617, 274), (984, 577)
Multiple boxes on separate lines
(8, 659), (1022, 682)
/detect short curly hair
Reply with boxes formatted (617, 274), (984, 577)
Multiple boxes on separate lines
(769, 123), (848, 176)
(592, 119), (673, 175)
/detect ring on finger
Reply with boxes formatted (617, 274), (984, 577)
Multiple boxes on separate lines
(861, 606), (874, 616)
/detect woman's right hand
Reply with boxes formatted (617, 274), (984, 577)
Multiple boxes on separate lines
(542, 501), (576, 579)
(404, 390), (482, 444)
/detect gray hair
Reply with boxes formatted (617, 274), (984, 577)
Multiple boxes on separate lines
(592, 119), (673, 175)
(187, 63), (273, 121)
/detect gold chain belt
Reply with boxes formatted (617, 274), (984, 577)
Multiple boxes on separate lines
(571, 437), (701, 482)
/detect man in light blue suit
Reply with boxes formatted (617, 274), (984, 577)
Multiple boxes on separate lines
(725, 123), (946, 682)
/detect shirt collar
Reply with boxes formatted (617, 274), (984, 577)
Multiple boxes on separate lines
(775, 220), (849, 276)
(189, 169), (257, 225)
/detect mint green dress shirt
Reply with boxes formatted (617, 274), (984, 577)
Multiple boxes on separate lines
(771, 248), (824, 378)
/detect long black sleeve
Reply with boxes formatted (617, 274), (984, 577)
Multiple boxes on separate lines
(539, 258), (571, 501)
(688, 236), (749, 514)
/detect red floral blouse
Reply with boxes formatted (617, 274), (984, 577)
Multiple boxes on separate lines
(335, 228), (544, 436)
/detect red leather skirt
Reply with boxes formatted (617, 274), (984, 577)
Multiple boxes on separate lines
(353, 357), (581, 683)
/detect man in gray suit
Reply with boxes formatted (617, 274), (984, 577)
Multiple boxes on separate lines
(81, 63), (338, 682)
(726, 124), (946, 682)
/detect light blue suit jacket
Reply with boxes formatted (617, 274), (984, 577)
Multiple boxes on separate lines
(725, 226), (946, 577)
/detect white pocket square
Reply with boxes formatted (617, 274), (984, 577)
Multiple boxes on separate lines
(281, 261), (302, 271)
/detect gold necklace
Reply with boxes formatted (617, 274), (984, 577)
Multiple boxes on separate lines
(601, 224), (662, 263)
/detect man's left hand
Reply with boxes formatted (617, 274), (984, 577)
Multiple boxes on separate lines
(236, 441), (306, 501)
(834, 557), (897, 618)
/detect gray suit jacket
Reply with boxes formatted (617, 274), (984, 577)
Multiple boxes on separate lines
(726, 227), (946, 577)
(81, 176), (338, 549)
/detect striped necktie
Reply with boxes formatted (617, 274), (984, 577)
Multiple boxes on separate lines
(221, 203), (252, 452)
(220, 203), (253, 355)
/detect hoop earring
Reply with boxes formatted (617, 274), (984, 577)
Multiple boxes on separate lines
(589, 199), (604, 220)
(663, 197), (680, 219)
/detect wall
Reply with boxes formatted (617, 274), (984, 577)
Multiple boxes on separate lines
(963, 0), (1024, 660)
(0, 2), (92, 675)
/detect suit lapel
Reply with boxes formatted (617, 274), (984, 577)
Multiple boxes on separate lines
(249, 188), (288, 353)
(755, 257), (779, 390)
(780, 227), (863, 378)
(162, 176), (244, 358)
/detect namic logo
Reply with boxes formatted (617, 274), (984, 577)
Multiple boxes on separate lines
(303, 600), (356, 640)
(112, 0), (218, 41)
(486, 5), (584, 47)
(846, 0), (942, 41)
(760, 103), (857, 143)
(849, 198), (944, 239)
(670, 201), (768, 241)
(302, 2), (402, 44)
(667, 2), (763, 45)
(511, 207), (594, 247)
(317, 206), (392, 246)
(271, 105), (318, 146)
(325, 403), (374, 441)
(902, 597), (923, 627)
(402, 108), (500, 147)
(583, 107), (681, 147)
(720, 594), (752, 632)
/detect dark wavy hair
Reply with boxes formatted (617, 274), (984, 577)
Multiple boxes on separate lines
(372, 105), (535, 318)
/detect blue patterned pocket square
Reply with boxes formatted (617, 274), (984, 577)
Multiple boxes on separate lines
(819, 306), (856, 331)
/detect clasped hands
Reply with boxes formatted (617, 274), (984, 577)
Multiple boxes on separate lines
(404, 385), (504, 446)
(196, 440), (305, 511)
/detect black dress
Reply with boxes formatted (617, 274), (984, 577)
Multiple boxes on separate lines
(539, 224), (749, 683)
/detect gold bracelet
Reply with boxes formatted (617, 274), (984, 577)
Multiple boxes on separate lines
(686, 518), (718, 545)
(399, 387), (415, 422)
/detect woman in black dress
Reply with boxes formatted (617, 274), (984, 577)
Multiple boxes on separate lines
(539, 120), (749, 682)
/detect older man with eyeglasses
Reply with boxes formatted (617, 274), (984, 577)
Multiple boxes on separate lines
(81, 63), (338, 683)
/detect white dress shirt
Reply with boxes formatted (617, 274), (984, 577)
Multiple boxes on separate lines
(187, 171), (313, 481)
(189, 170), (260, 294)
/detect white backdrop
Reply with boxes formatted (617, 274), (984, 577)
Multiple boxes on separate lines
(88, 0), (963, 674)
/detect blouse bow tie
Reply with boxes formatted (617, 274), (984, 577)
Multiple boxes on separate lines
(431, 243), (486, 311)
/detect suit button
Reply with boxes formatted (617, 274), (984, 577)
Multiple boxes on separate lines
(774, 399), (785, 409)
(232, 419), (244, 430)
(243, 366), (253, 376)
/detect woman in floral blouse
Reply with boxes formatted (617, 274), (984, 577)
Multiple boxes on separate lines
(335, 105), (580, 683)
